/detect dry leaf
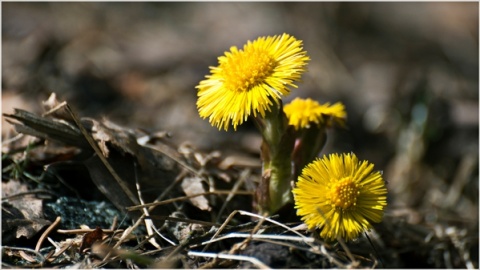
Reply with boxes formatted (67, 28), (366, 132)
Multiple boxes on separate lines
(2, 202), (51, 243)
(3, 94), (182, 227)
(80, 226), (103, 252)
(181, 176), (211, 211)
(2, 180), (52, 243)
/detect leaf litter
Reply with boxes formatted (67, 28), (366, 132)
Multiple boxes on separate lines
(2, 93), (478, 269)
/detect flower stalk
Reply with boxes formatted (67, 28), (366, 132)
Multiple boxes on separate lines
(284, 98), (346, 179)
(196, 33), (310, 216)
(195, 33), (386, 242)
(291, 124), (327, 179)
(254, 102), (296, 214)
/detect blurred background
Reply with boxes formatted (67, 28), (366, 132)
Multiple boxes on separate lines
(2, 1), (478, 251)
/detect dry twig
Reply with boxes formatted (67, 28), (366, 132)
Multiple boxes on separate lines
(35, 216), (62, 252)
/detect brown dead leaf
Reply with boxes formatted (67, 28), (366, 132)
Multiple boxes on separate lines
(181, 176), (211, 211)
(2, 180), (52, 243)
(3, 94), (182, 227)
(218, 155), (261, 170)
(2, 202), (51, 243)
(80, 226), (103, 252)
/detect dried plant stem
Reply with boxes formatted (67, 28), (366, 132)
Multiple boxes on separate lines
(35, 216), (61, 252)
(126, 190), (253, 212)
(64, 102), (140, 205)
(199, 233), (315, 246)
(134, 162), (166, 249)
(57, 228), (122, 234)
(2, 246), (46, 263)
(216, 168), (251, 223)
(187, 251), (270, 269)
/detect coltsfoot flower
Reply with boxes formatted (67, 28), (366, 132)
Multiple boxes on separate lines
(196, 33), (310, 131)
(284, 98), (346, 130)
(292, 153), (387, 241)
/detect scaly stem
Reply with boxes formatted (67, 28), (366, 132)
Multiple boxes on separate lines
(292, 125), (327, 179)
(255, 102), (295, 215)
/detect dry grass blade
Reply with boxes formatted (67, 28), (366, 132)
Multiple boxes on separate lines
(143, 142), (201, 177)
(443, 153), (478, 208)
(2, 246), (46, 264)
(236, 210), (348, 268)
(134, 163), (164, 249)
(46, 237), (74, 263)
(197, 233), (315, 247)
(126, 190), (253, 212)
(57, 228), (123, 234)
(62, 103), (140, 206)
(157, 215), (224, 228)
(91, 243), (155, 267)
(35, 216), (61, 252)
(187, 251), (271, 269)
(2, 189), (57, 201)
(201, 210), (240, 252)
(1, 133), (24, 149)
(216, 168), (251, 223)
(92, 213), (148, 268)
(196, 209), (347, 268)
(236, 211), (316, 245)
(113, 215), (146, 250)
(313, 205), (359, 266)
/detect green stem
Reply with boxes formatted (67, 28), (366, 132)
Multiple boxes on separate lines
(264, 150), (294, 214)
(256, 102), (295, 215)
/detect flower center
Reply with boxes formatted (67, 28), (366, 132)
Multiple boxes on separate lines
(221, 48), (276, 93)
(329, 177), (359, 210)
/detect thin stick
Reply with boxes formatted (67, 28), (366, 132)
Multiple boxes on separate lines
(2, 189), (57, 201)
(2, 246), (46, 263)
(110, 216), (118, 231)
(187, 251), (270, 269)
(113, 214), (146, 250)
(142, 142), (201, 178)
(57, 228), (122, 234)
(365, 231), (385, 268)
(1, 133), (24, 147)
(198, 232), (315, 246)
(64, 103), (140, 205)
(320, 244), (346, 267)
(336, 237), (357, 266)
(237, 211), (312, 243)
(46, 237), (74, 262)
(126, 190), (253, 212)
(216, 169), (250, 223)
(202, 210), (240, 252)
(231, 212), (268, 254)
(35, 216), (61, 252)
(132, 233), (158, 251)
(93, 213), (147, 268)
(149, 170), (186, 212)
(250, 238), (319, 254)
(238, 210), (347, 267)
(314, 206), (355, 267)
(134, 161), (164, 249)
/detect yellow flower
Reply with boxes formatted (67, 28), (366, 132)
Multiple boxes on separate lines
(318, 102), (347, 128)
(292, 153), (387, 241)
(196, 34), (310, 131)
(284, 98), (347, 130)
